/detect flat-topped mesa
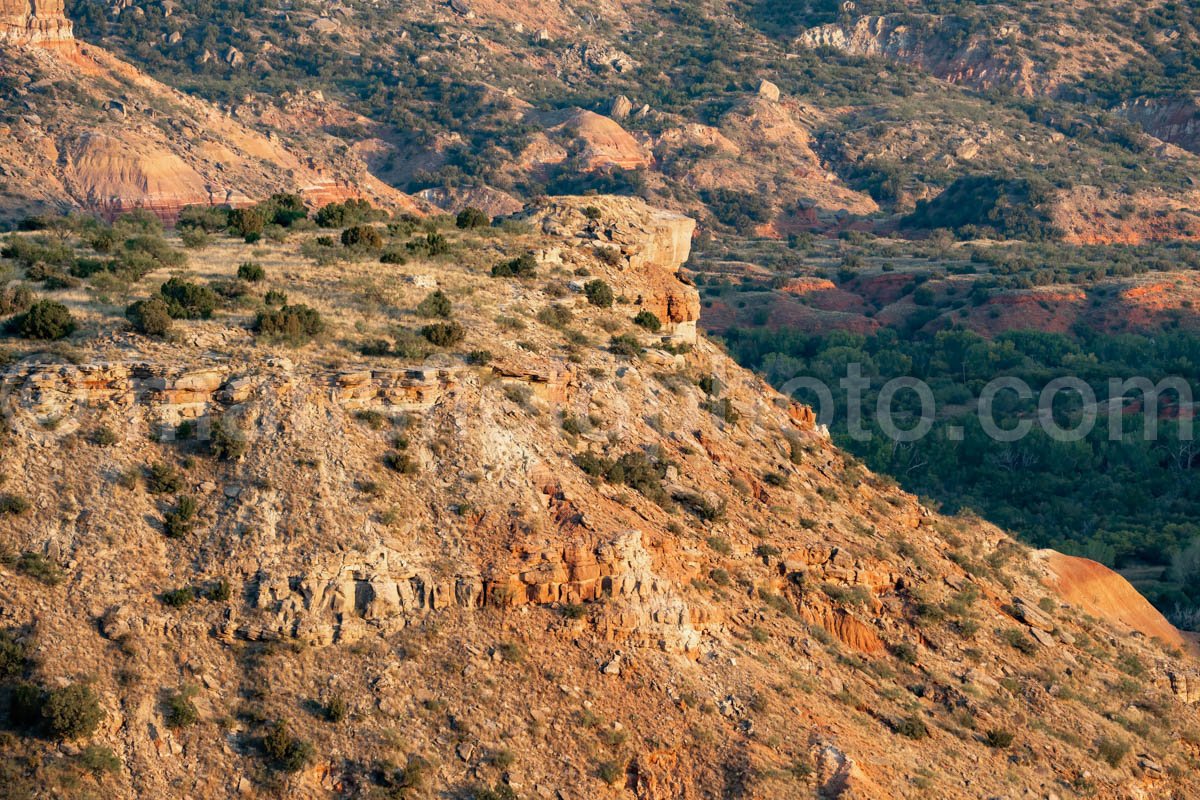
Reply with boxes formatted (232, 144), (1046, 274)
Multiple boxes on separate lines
(0, 0), (74, 47)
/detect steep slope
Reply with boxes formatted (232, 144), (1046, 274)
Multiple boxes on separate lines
(0, 29), (422, 222)
(0, 197), (1197, 798)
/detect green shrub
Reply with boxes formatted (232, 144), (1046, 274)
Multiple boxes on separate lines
(125, 297), (173, 336)
(584, 279), (614, 307)
(406, 232), (450, 257)
(161, 586), (196, 607)
(11, 299), (75, 340)
(263, 719), (313, 773)
(1096, 736), (1130, 767)
(159, 278), (217, 320)
(380, 247), (407, 265)
(163, 496), (199, 539)
(1000, 627), (1038, 655)
(415, 289), (452, 318)
(421, 321), (464, 347)
(145, 463), (182, 494)
(229, 206), (267, 238)
(456, 206), (490, 229)
(341, 225), (383, 250)
(77, 744), (122, 775)
(264, 289), (287, 307)
(0, 629), (29, 680)
(383, 452), (418, 474)
(179, 227), (210, 249)
(324, 694), (348, 723)
(210, 418), (246, 461)
(237, 262), (266, 282)
(633, 310), (662, 331)
(15, 552), (63, 585)
(610, 334), (642, 357)
(0, 493), (30, 515)
(893, 713), (929, 740)
(315, 199), (380, 228)
(491, 253), (537, 278)
(985, 728), (1015, 748)
(537, 303), (574, 329)
(254, 304), (324, 342)
(43, 683), (104, 739)
(164, 689), (200, 728)
(203, 577), (232, 602)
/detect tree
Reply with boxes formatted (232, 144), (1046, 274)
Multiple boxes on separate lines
(126, 297), (174, 336)
(12, 300), (75, 340)
(456, 206), (490, 229)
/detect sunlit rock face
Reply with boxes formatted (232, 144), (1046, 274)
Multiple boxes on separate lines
(0, 0), (75, 46)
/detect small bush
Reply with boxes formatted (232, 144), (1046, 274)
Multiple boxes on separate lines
(491, 253), (537, 278)
(984, 728), (1015, 749)
(163, 496), (199, 539)
(383, 452), (418, 474)
(43, 683), (104, 739)
(161, 586), (196, 607)
(0, 629), (29, 680)
(1096, 736), (1130, 768)
(315, 199), (380, 228)
(537, 303), (574, 329)
(596, 760), (624, 785)
(125, 297), (174, 336)
(610, 334), (643, 357)
(145, 463), (182, 494)
(263, 719), (314, 773)
(11, 299), (75, 340)
(0, 283), (34, 316)
(456, 206), (490, 229)
(159, 278), (217, 320)
(210, 418), (246, 461)
(237, 262), (266, 282)
(633, 310), (661, 331)
(421, 321), (464, 347)
(1000, 627), (1038, 655)
(415, 289), (452, 318)
(341, 225), (383, 250)
(584, 279), (614, 308)
(0, 493), (31, 515)
(893, 713), (928, 740)
(15, 552), (63, 585)
(254, 304), (324, 342)
(325, 694), (348, 723)
(164, 689), (200, 728)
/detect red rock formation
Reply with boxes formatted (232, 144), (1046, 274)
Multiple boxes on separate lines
(1039, 551), (1188, 650)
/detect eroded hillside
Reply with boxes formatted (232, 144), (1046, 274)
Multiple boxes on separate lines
(0, 197), (1197, 799)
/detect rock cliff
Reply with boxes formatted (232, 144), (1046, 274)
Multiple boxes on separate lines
(0, 0), (73, 47)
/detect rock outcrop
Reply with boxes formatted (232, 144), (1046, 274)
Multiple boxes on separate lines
(0, 0), (73, 47)
(521, 195), (699, 340)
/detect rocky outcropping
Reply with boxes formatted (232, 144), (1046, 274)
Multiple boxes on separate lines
(0, 0), (74, 47)
(1119, 94), (1200, 157)
(522, 195), (700, 340)
(230, 530), (705, 653)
